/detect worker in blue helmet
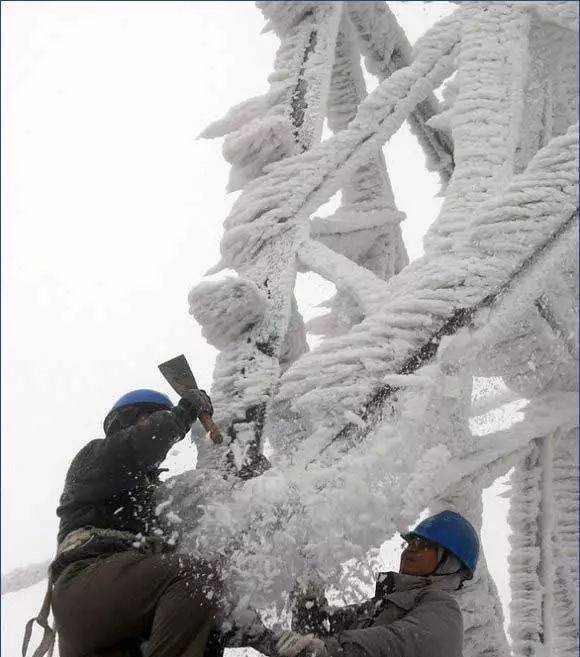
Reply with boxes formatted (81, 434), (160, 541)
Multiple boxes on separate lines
(277, 510), (479, 657)
(43, 386), (227, 657)
(400, 510), (479, 580)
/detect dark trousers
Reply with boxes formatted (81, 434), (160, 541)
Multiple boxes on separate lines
(52, 551), (220, 657)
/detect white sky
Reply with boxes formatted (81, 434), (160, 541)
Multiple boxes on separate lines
(2, 2), (511, 654)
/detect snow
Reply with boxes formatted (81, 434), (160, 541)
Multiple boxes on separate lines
(189, 277), (269, 350)
(5, 3), (578, 657)
(183, 2), (578, 653)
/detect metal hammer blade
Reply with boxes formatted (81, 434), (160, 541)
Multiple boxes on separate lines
(158, 354), (223, 444)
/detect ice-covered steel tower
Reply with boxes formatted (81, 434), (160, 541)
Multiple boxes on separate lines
(186, 3), (578, 656)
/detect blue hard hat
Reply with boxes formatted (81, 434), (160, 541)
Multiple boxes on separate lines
(402, 510), (479, 577)
(111, 389), (173, 412)
(104, 389), (173, 433)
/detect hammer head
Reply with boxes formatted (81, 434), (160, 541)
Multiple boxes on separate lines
(158, 354), (198, 397)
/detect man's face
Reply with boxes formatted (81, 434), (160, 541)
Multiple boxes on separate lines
(135, 410), (153, 427)
(118, 405), (156, 429)
(399, 536), (439, 576)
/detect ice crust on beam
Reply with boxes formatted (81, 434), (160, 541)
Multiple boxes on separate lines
(466, 219), (577, 396)
(181, 3), (578, 646)
(305, 9), (408, 341)
(424, 2), (530, 253)
(191, 3), (342, 472)
(509, 441), (544, 656)
(434, 477), (511, 657)
(403, 392), (579, 522)
(188, 277), (268, 349)
(1, 559), (52, 595)
(217, 11), (460, 272)
(190, 125), (577, 606)
(551, 29), (578, 137)
(550, 428), (579, 655)
(202, 2), (342, 191)
(347, 1), (455, 183)
(298, 240), (390, 316)
(278, 125), (578, 442)
(520, 1), (579, 33)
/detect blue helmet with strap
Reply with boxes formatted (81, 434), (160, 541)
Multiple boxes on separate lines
(402, 510), (479, 578)
(104, 389), (173, 434)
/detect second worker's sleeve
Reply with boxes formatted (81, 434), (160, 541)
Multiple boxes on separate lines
(324, 591), (463, 657)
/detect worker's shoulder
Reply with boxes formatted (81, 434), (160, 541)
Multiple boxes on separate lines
(417, 587), (461, 614)
(67, 437), (107, 468)
(59, 439), (103, 486)
(73, 437), (105, 457)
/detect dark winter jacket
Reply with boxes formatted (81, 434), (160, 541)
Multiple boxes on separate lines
(297, 572), (464, 657)
(53, 406), (192, 577)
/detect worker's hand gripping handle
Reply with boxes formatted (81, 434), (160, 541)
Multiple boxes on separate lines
(158, 354), (223, 445)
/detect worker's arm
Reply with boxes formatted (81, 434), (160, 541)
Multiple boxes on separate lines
(290, 580), (364, 635)
(65, 397), (205, 501)
(216, 611), (278, 654)
(325, 590), (463, 657)
(97, 400), (196, 469)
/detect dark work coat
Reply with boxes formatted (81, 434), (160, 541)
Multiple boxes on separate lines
(53, 408), (190, 576)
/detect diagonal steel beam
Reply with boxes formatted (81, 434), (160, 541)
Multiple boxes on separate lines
(316, 210), (578, 458)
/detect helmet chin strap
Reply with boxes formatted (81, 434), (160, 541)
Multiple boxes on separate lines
(432, 548), (464, 577)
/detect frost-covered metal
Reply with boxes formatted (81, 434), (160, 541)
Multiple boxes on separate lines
(186, 3), (578, 656)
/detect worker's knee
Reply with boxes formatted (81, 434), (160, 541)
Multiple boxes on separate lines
(160, 553), (222, 606)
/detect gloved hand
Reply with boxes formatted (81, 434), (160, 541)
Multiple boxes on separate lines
(183, 389), (213, 418)
(290, 579), (329, 634)
(171, 390), (213, 434)
(291, 579), (327, 604)
(276, 631), (328, 657)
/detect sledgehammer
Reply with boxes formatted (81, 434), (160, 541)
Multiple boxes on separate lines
(158, 354), (223, 445)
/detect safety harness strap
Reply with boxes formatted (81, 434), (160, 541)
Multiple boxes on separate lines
(22, 576), (55, 657)
(22, 526), (165, 657)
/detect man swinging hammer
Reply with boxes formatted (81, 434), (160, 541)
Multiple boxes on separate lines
(48, 388), (222, 657)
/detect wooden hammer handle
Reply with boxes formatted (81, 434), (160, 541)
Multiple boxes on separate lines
(198, 412), (223, 445)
